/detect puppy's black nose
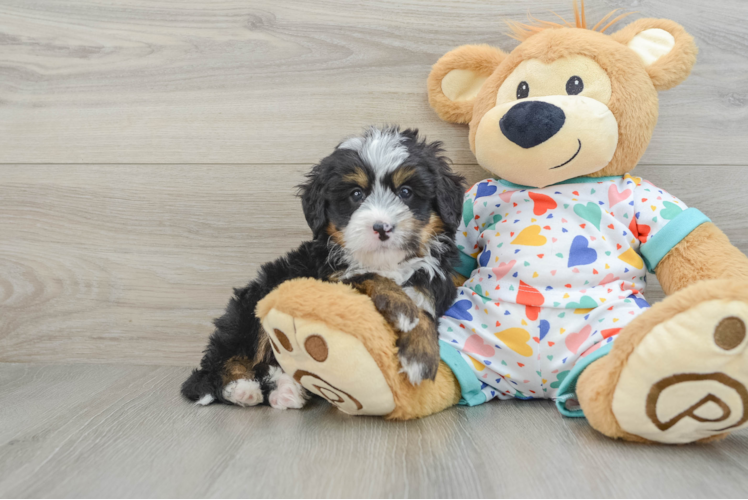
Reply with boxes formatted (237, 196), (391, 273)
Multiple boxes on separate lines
(500, 101), (566, 149)
(373, 221), (393, 241)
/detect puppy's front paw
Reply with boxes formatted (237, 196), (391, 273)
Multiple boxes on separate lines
(267, 369), (308, 410)
(222, 379), (263, 407)
(372, 292), (419, 333)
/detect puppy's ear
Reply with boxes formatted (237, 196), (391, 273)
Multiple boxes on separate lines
(428, 149), (466, 232)
(428, 44), (507, 124)
(611, 19), (697, 91)
(297, 165), (328, 238)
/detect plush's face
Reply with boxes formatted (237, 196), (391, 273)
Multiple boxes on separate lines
(299, 127), (464, 271)
(428, 17), (697, 188)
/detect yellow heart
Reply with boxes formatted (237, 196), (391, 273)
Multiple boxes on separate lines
(600, 298), (607, 303)
(605, 263), (610, 269)
(563, 293), (570, 299)
(560, 328), (566, 334)
(511, 225), (547, 246)
(651, 205), (657, 212)
(613, 318), (619, 323)
(542, 379), (547, 384)
(618, 247), (644, 270)
(533, 271), (539, 278)
(521, 319), (527, 326)
(494, 328), (533, 357)
(468, 356), (485, 371)
(531, 218), (537, 222)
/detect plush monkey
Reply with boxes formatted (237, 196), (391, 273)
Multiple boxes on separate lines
(258, 3), (748, 444)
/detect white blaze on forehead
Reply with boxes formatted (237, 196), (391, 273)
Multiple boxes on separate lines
(339, 127), (409, 177)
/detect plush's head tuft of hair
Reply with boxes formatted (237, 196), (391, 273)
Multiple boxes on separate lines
(507, 0), (635, 42)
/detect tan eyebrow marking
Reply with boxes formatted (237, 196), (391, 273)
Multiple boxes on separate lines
(392, 166), (416, 188)
(342, 168), (369, 188)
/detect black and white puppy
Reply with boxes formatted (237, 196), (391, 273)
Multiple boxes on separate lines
(181, 126), (465, 409)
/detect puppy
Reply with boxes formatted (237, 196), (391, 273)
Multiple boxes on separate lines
(181, 126), (465, 409)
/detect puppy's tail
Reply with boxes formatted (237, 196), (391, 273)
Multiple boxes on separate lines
(181, 369), (218, 405)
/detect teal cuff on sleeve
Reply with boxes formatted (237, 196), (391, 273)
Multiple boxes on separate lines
(439, 340), (487, 407)
(454, 250), (478, 278)
(640, 208), (711, 273)
(555, 342), (614, 418)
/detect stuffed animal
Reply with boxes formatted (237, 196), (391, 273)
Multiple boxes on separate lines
(257, 2), (748, 444)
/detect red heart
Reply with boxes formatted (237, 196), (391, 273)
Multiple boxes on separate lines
(496, 321), (501, 327)
(532, 336), (540, 343)
(573, 191), (580, 196)
(616, 243), (622, 250)
(529, 192), (557, 215)
(518, 362), (525, 367)
(475, 215), (480, 219)
(548, 341), (555, 347)
(602, 328), (621, 339)
(543, 226), (551, 230)
(538, 254), (544, 258)
(565, 284), (572, 288)
(593, 269), (599, 275)
(580, 224), (586, 229)
(608, 224), (615, 229)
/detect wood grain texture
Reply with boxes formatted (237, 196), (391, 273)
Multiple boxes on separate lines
(1, 164), (747, 366)
(0, 0), (747, 165)
(0, 363), (746, 498)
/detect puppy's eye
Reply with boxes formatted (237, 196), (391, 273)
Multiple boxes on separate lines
(350, 188), (365, 202)
(516, 81), (530, 99)
(398, 186), (413, 200)
(566, 76), (584, 95)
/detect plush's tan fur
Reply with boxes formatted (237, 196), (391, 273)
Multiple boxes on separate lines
(256, 278), (461, 420)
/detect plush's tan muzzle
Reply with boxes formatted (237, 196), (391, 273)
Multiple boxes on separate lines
(475, 95), (619, 188)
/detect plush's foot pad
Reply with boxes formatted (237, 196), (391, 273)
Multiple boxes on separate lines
(261, 308), (396, 416)
(613, 300), (748, 443)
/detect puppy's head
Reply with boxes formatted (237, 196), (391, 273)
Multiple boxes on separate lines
(298, 126), (465, 269)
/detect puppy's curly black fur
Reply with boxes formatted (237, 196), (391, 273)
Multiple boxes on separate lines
(182, 126), (465, 407)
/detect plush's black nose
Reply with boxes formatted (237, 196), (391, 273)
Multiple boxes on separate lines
(373, 221), (393, 241)
(500, 101), (566, 149)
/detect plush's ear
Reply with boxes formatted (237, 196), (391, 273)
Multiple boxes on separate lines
(297, 164), (328, 238)
(612, 18), (698, 91)
(427, 44), (507, 124)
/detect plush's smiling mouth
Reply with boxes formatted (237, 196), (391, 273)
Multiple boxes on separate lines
(550, 139), (582, 170)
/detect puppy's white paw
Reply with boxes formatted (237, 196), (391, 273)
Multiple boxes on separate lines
(398, 355), (426, 385)
(396, 313), (419, 333)
(222, 379), (263, 407)
(195, 394), (215, 406)
(268, 372), (308, 410)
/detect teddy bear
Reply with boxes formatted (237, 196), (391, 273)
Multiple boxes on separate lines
(255, 3), (748, 444)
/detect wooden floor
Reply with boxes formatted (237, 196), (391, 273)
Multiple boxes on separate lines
(2, 0), (748, 497)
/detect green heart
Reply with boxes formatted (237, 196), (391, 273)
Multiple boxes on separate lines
(501, 360), (507, 366)
(556, 253), (563, 258)
(661, 201), (683, 220)
(536, 370), (542, 376)
(553, 302), (560, 307)
(605, 251), (611, 256)
(574, 202), (602, 230)
(472, 285), (491, 303)
(509, 285), (515, 291)
(462, 199), (474, 226)
(565, 296), (598, 310)
(524, 261), (530, 266)
(481, 324), (488, 329)
(590, 189), (596, 194)
(550, 370), (570, 389)
(564, 204), (570, 209)
(558, 312), (566, 318)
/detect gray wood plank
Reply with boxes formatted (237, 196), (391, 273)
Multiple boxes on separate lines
(1, 164), (745, 366)
(0, 0), (746, 165)
(0, 363), (747, 498)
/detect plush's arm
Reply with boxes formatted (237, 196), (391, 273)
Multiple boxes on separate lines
(655, 222), (748, 295)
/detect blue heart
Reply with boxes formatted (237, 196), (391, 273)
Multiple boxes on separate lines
(444, 300), (473, 321)
(475, 182), (497, 200)
(539, 320), (550, 341)
(479, 249), (491, 267)
(568, 235), (597, 267)
(627, 293), (650, 309)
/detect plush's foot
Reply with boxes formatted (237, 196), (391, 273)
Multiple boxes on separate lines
(578, 280), (748, 444)
(255, 278), (462, 419)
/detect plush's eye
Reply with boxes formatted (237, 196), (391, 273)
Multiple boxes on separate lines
(566, 76), (584, 95)
(398, 186), (413, 200)
(350, 188), (365, 202)
(516, 81), (530, 99)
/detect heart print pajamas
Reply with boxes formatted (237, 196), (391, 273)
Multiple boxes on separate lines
(437, 174), (711, 416)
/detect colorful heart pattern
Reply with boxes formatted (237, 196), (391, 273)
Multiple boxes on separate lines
(439, 175), (696, 403)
